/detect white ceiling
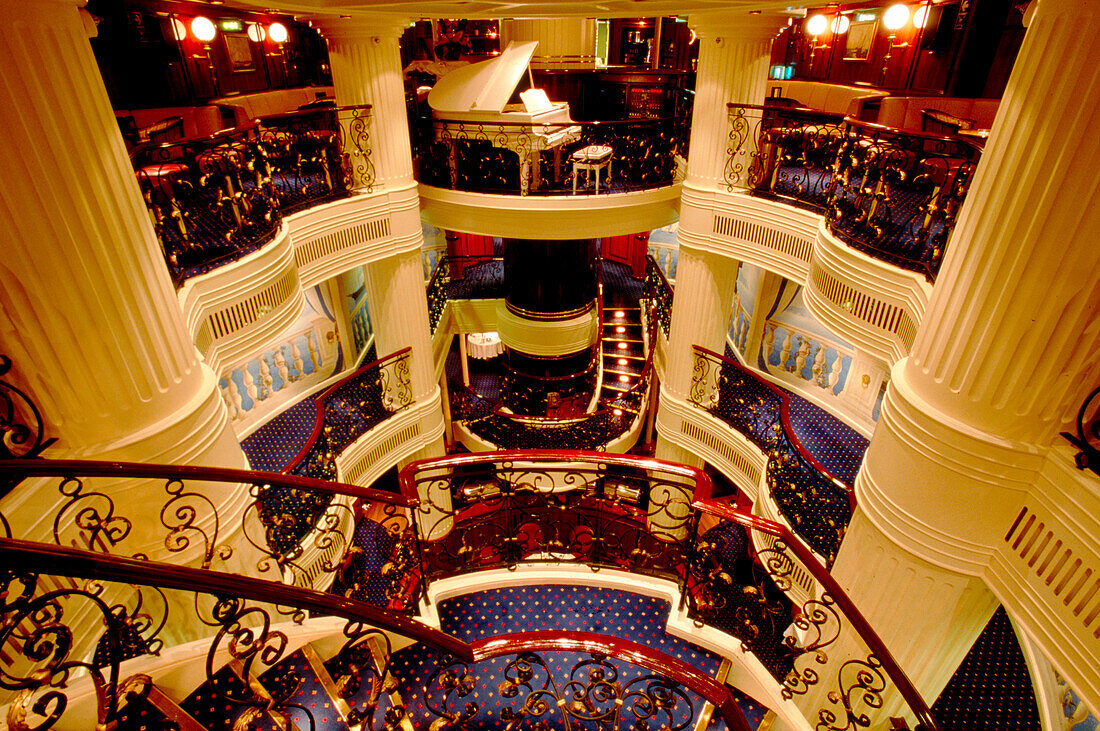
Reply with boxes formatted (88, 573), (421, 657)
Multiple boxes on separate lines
(220, 0), (804, 22)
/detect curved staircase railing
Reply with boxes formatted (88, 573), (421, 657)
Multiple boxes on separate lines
(399, 449), (939, 730)
(283, 346), (414, 479)
(690, 345), (854, 561)
(0, 537), (755, 730)
(0, 457), (418, 604)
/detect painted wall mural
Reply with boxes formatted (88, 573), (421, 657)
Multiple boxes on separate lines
(647, 221), (679, 281)
(339, 267), (373, 362)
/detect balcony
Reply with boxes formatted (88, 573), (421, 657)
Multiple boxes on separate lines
(131, 105), (374, 285)
(724, 103), (983, 282)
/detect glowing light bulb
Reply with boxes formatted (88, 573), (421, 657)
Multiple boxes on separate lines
(883, 4), (910, 31)
(831, 15), (850, 34)
(913, 5), (929, 28)
(247, 22), (266, 42)
(806, 14), (829, 37)
(268, 22), (289, 43)
(191, 16), (216, 42)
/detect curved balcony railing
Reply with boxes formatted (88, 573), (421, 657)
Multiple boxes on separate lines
(414, 116), (687, 196)
(689, 346), (854, 562)
(0, 538), (754, 731)
(131, 104), (372, 284)
(427, 254), (505, 333)
(399, 450), (940, 731)
(284, 346), (413, 480)
(725, 103), (982, 281)
(0, 458), (418, 605)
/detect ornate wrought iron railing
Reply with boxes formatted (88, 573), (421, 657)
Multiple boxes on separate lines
(427, 631), (752, 731)
(645, 255), (673, 337)
(725, 103), (982, 281)
(398, 450), (940, 731)
(426, 255), (505, 334)
(0, 536), (466, 731)
(0, 539), (756, 731)
(284, 346), (414, 481)
(131, 104), (373, 284)
(689, 346), (854, 562)
(414, 116), (687, 196)
(0, 458), (418, 605)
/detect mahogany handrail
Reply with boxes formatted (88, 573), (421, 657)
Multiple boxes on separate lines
(0, 458), (416, 508)
(693, 345), (853, 494)
(398, 448), (710, 505)
(282, 346), (413, 474)
(0, 536), (471, 661)
(468, 631), (753, 731)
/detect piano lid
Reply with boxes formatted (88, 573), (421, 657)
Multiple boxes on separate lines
(427, 41), (539, 114)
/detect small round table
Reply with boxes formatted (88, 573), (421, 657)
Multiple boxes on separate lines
(467, 331), (503, 360)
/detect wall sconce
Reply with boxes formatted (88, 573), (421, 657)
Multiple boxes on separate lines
(266, 22), (290, 79)
(190, 16), (219, 95)
(246, 22), (266, 43)
(267, 22), (289, 44)
(880, 4), (910, 85)
(831, 15), (850, 34)
(190, 16), (216, 42)
(805, 14), (830, 73)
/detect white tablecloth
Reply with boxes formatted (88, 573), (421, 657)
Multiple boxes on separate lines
(467, 331), (503, 359)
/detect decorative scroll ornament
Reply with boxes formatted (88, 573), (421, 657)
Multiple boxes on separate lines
(1062, 385), (1100, 477)
(425, 650), (698, 731)
(0, 355), (56, 462)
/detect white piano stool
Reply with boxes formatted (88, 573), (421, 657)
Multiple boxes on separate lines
(571, 144), (614, 195)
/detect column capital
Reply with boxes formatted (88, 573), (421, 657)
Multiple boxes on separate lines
(688, 12), (786, 43)
(307, 14), (411, 43)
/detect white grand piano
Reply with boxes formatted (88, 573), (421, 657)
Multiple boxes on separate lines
(428, 41), (581, 195)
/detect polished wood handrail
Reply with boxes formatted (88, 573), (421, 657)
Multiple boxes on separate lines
(469, 631), (753, 731)
(0, 537), (470, 660)
(282, 346), (413, 474)
(0, 458), (416, 507)
(693, 345), (853, 496)
(399, 448), (710, 504)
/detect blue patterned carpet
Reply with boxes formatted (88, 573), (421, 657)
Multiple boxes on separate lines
(784, 395), (868, 485)
(241, 398), (318, 473)
(389, 586), (770, 729)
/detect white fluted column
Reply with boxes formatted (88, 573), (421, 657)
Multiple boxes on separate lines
(363, 249), (437, 403)
(501, 19), (597, 69)
(742, 269), (784, 365)
(824, 0), (1100, 720)
(684, 13), (783, 189)
(654, 245), (738, 466)
(0, 0), (262, 658)
(313, 16), (414, 190)
(0, 0), (243, 470)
